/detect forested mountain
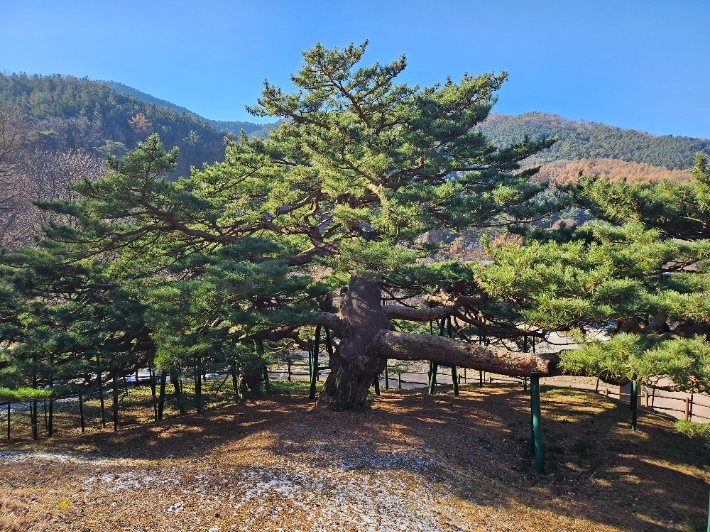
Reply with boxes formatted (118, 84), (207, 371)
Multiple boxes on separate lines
(100, 80), (195, 115)
(0, 73), (226, 178)
(479, 112), (710, 170)
(102, 80), (279, 138)
(206, 118), (282, 138)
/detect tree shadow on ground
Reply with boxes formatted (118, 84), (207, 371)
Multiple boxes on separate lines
(0, 383), (708, 531)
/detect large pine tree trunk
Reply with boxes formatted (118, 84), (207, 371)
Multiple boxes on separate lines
(316, 275), (563, 412)
(318, 275), (387, 411)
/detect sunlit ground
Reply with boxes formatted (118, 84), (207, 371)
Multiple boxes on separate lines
(0, 381), (708, 531)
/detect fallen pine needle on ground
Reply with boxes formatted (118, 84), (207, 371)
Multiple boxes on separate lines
(0, 382), (708, 531)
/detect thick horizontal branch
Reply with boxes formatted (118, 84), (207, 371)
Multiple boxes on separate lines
(383, 294), (487, 322)
(368, 330), (560, 377)
(284, 240), (340, 266)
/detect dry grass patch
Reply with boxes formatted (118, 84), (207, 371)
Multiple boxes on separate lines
(0, 383), (708, 531)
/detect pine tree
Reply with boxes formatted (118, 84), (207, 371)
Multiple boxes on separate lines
(478, 153), (710, 394)
(6, 42), (566, 412)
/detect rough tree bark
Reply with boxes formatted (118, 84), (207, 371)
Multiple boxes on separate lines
(318, 276), (389, 411)
(317, 275), (562, 411)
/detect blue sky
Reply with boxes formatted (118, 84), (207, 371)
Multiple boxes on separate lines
(1, 0), (708, 138)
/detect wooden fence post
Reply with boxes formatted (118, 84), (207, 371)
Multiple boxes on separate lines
(685, 397), (690, 420)
(398, 372), (402, 390)
(385, 365), (389, 391)
(6, 402), (10, 440)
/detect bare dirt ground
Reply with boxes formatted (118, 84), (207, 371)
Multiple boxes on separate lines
(0, 383), (709, 532)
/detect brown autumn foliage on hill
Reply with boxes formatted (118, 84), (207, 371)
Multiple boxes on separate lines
(533, 158), (692, 185)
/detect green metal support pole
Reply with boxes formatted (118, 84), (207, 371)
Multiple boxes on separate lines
(428, 319), (446, 395)
(149, 367), (158, 421)
(48, 354), (53, 438)
(447, 317), (459, 396)
(428, 362), (438, 395)
(258, 341), (270, 392)
(112, 369), (118, 432)
(78, 391), (85, 433)
(96, 353), (105, 428)
(158, 370), (167, 420)
(195, 356), (202, 413)
(631, 381), (638, 431)
(427, 321), (434, 394)
(31, 361), (38, 440)
(530, 372), (545, 474)
(324, 328), (334, 358)
(231, 357), (240, 405)
(310, 327), (321, 400)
